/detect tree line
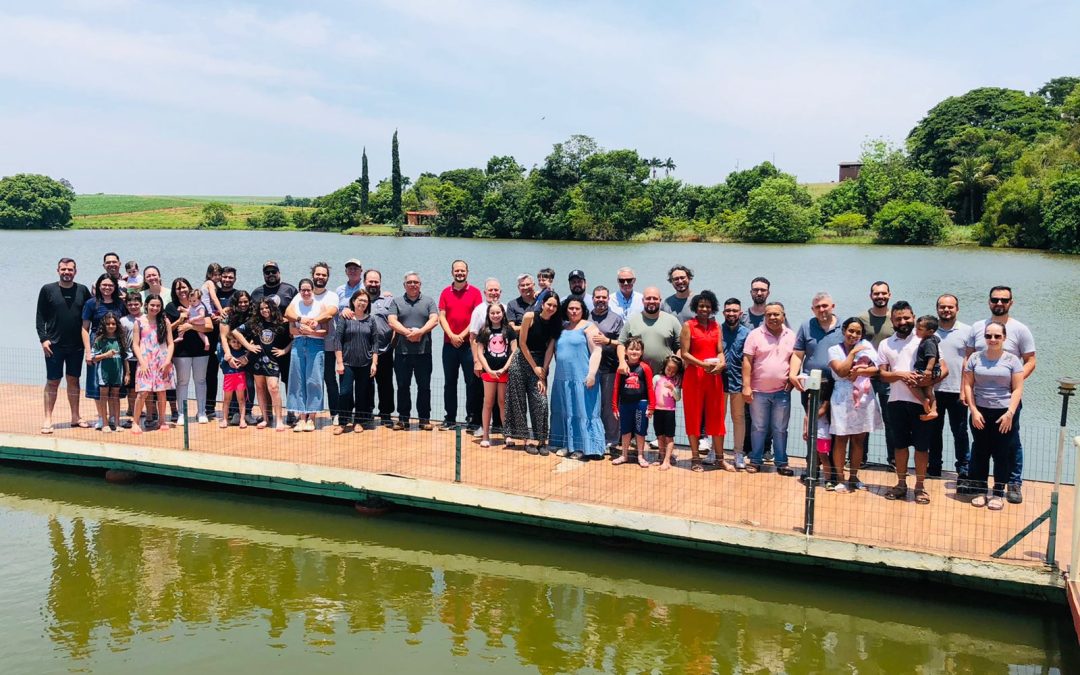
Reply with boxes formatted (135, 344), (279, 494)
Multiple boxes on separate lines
(2, 76), (1077, 251)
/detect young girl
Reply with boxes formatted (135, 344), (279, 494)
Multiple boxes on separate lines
(476, 303), (517, 448)
(218, 334), (250, 429)
(201, 263), (225, 316)
(131, 294), (175, 434)
(612, 337), (656, 467)
(185, 288), (212, 352)
(124, 260), (143, 293)
(236, 299), (292, 431)
(652, 355), (683, 471)
(120, 295), (143, 425)
(92, 312), (127, 432)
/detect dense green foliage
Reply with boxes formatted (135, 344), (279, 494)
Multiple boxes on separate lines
(198, 201), (233, 228)
(390, 131), (402, 224)
(359, 147), (370, 217)
(0, 174), (75, 229)
(1044, 173), (1080, 253)
(826, 212), (867, 237)
(246, 206), (289, 229)
(873, 200), (948, 245)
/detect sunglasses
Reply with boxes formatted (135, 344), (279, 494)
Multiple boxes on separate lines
(989, 298), (1010, 305)
(618, 279), (635, 285)
(984, 333), (1004, 340)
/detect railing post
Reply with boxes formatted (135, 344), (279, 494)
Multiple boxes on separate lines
(1071, 434), (1080, 582)
(1047, 379), (1076, 568)
(183, 398), (190, 451)
(454, 425), (462, 483)
(803, 369), (822, 536)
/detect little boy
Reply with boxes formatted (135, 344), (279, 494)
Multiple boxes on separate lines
(913, 315), (941, 421)
(218, 334), (250, 429)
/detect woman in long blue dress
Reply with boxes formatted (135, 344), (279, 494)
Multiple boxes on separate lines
(549, 298), (604, 460)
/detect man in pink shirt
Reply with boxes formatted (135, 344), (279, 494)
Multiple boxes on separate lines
(438, 260), (483, 430)
(742, 302), (796, 475)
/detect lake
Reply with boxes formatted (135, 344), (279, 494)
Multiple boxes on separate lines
(0, 466), (1075, 674)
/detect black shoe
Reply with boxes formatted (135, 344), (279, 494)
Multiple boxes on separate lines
(380, 417), (393, 427)
(1006, 483), (1023, 504)
(763, 449), (774, 464)
(244, 414), (259, 426)
(569, 451), (585, 460)
(538, 445), (550, 457)
(927, 468), (942, 478)
(525, 445), (539, 456)
(438, 420), (456, 431)
(120, 419), (133, 429)
(777, 466), (795, 477)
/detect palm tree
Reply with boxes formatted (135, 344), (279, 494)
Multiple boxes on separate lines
(949, 156), (999, 224)
(647, 157), (662, 180)
(662, 157), (676, 177)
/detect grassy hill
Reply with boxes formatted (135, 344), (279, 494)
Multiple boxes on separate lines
(72, 194), (306, 230)
(73, 194), (287, 217)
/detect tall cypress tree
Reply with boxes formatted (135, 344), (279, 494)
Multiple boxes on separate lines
(359, 147), (369, 215)
(390, 130), (402, 223)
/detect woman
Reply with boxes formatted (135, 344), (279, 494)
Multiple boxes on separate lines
(81, 274), (127, 426)
(827, 317), (883, 492)
(505, 292), (561, 454)
(235, 299), (291, 431)
(141, 265), (165, 300)
(287, 278), (328, 432)
(131, 294), (175, 434)
(165, 277), (213, 425)
(679, 290), (729, 472)
(548, 298), (604, 460)
(963, 321), (1024, 511)
(332, 290), (386, 434)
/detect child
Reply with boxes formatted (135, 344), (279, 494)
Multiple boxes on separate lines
(119, 295), (143, 426)
(913, 315), (941, 421)
(652, 354), (683, 471)
(123, 261), (143, 293)
(476, 303), (517, 447)
(201, 263), (225, 317)
(851, 352), (874, 408)
(186, 287), (212, 352)
(131, 294), (175, 434)
(91, 312), (128, 432)
(218, 334), (250, 429)
(803, 382), (835, 488)
(612, 337), (656, 467)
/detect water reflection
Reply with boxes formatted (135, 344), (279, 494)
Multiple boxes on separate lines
(7, 471), (1070, 673)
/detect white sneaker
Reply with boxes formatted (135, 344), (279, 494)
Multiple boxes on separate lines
(648, 438), (660, 449)
(197, 415), (209, 424)
(176, 414), (185, 425)
(700, 437), (713, 451)
(472, 427), (484, 437)
(734, 452), (746, 470)
(332, 415), (339, 426)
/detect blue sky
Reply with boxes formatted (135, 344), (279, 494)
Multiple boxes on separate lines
(1, 0), (1077, 195)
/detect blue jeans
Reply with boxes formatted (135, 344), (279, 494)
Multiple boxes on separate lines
(286, 338), (325, 414)
(441, 342), (478, 426)
(1010, 402), (1023, 486)
(749, 390), (790, 466)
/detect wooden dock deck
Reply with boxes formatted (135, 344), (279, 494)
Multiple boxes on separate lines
(0, 383), (1071, 601)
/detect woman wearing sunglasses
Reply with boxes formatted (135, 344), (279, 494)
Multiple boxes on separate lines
(961, 322), (1024, 510)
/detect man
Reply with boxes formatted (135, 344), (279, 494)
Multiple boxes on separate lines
(336, 259), (364, 307)
(285, 262), (340, 423)
(94, 252), (126, 299)
(877, 301), (941, 504)
(930, 294), (971, 483)
(206, 266), (241, 423)
(437, 260), (483, 430)
(742, 302), (796, 476)
(365, 269), (396, 426)
(612, 267), (644, 318)
(387, 272), (440, 430)
(590, 286), (625, 450)
(250, 261), (298, 417)
(965, 286), (1036, 504)
(618, 286), (681, 374)
(744, 277), (772, 329)
(789, 292), (842, 405)
(660, 265), (695, 323)
(721, 298), (750, 468)
(506, 274), (536, 331)
(37, 257), (91, 433)
(564, 270), (594, 312)
(858, 281), (897, 465)
(469, 278), (503, 434)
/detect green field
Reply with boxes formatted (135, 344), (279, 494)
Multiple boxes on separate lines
(73, 205), (312, 230)
(72, 194), (287, 217)
(801, 182), (839, 199)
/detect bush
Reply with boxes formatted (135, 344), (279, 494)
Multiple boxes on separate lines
(974, 175), (1044, 248)
(816, 179), (862, 222)
(199, 201), (232, 228)
(1045, 172), (1080, 253)
(872, 200), (949, 245)
(0, 173), (76, 229)
(732, 176), (818, 243)
(261, 207), (289, 229)
(826, 212), (867, 237)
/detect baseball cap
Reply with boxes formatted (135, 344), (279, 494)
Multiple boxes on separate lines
(262, 260), (279, 272)
(568, 269), (586, 280)
(345, 258), (362, 268)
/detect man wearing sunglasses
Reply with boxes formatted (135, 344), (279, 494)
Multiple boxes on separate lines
(612, 267), (644, 318)
(964, 286), (1036, 504)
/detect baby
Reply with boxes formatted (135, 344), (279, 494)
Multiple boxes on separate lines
(913, 315), (941, 421)
(851, 353), (874, 408)
(186, 288), (212, 352)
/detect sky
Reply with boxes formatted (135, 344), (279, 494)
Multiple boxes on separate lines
(1, 0), (1077, 196)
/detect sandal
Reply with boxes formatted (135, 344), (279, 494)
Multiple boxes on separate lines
(717, 461), (736, 472)
(915, 488), (930, 505)
(637, 455), (651, 468)
(611, 456), (627, 465)
(744, 464), (759, 474)
(691, 460), (704, 473)
(971, 494), (987, 508)
(256, 420), (268, 429)
(479, 440), (491, 448)
(987, 497), (1004, 511)
(40, 425), (54, 435)
(884, 484), (908, 501)
(333, 426), (346, 436)
(73, 420), (91, 429)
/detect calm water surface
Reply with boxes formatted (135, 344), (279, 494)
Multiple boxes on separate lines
(0, 468), (1074, 674)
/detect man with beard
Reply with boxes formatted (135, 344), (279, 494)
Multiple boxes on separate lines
(744, 277), (772, 329)
(612, 267), (644, 318)
(285, 262), (340, 423)
(563, 270), (594, 313)
(721, 298), (750, 468)
(930, 294), (971, 483)
(964, 286), (1036, 504)
(877, 301), (943, 504)
(94, 252), (127, 299)
(438, 260), (483, 431)
(250, 261), (298, 408)
(205, 266), (240, 422)
(661, 265), (695, 323)
(365, 269), (396, 426)
(590, 285), (625, 451)
(742, 302), (796, 476)
(859, 281), (896, 465)
(506, 274), (536, 331)
(469, 278), (503, 434)
(37, 257), (92, 433)
(618, 286), (681, 375)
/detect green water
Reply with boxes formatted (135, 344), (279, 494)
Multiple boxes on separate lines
(0, 467), (1074, 674)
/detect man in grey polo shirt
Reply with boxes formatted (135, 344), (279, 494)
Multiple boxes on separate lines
(387, 272), (440, 430)
(930, 293), (971, 482)
(590, 285), (625, 450)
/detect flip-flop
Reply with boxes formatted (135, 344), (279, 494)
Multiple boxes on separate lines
(915, 489), (930, 505)
(691, 461), (704, 473)
(611, 456), (627, 465)
(637, 456), (651, 468)
(73, 420), (91, 429)
(40, 426), (54, 435)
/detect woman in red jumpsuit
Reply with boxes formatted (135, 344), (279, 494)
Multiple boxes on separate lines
(679, 290), (730, 472)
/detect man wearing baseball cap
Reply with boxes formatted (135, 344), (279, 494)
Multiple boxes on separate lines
(336, 259), (364, 311)
(250, 261), (298, 408)
(564, 269), (594, 313)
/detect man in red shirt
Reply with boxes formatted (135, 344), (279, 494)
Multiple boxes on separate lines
(438, 260), (483, 430)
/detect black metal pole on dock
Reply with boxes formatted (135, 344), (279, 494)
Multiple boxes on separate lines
(183, 398), (190, 451)
(454, 425), (462, 483)
(1048, 377), (1077, 568)
(803, 370), (822, 537)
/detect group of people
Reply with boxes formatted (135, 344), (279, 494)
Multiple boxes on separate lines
(36, 253), (1035, 508)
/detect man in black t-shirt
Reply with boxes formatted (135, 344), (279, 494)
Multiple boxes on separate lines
(37, 257), (92, 432)
(250, 261), (298, 387)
